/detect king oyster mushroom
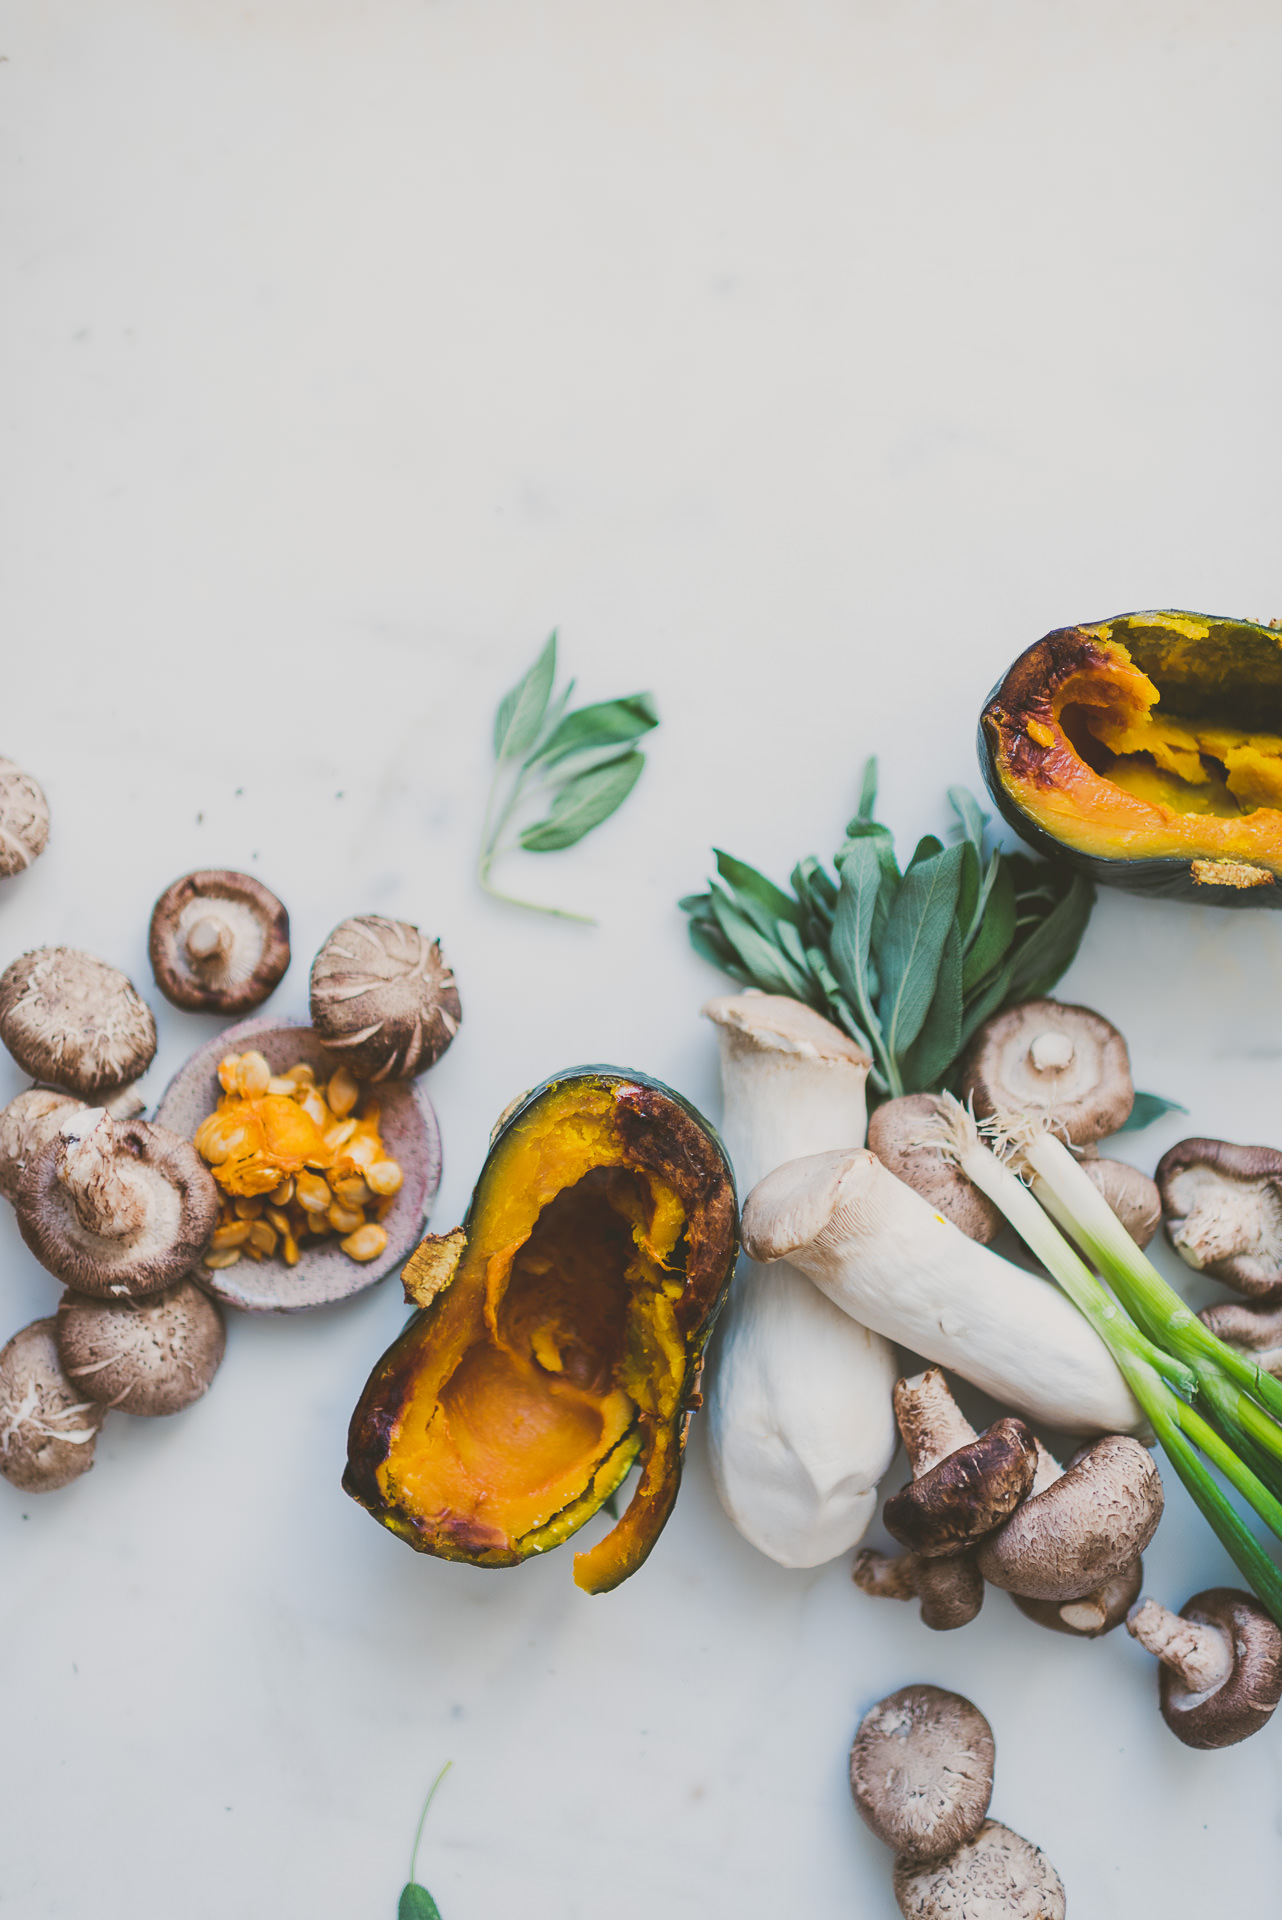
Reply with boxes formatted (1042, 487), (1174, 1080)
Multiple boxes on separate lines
(55, 1280), (226, 1415)
(1156, 1138), (1282, 1297)
(1127, 1588), (1282, 1749)
(849, 1684), (995, 1863)
(0, 758), (50, 876)
(958, 997), (1134, 1144)
(0, 1318), (105, 1491)
(0, 948), (156, 1098)
(892, 1820), (1066, 1920)
(149, 869), (291, 1014)
(310, 916), (461, 1081)
(975, 1433), (1163, 1602)
(701, 991), (898, 1568)
(17, 1109), (219, 1296)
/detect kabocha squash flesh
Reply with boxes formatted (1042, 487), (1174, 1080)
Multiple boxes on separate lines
(980, 611), (1282, 904)
(344, 1068), (737, 1593)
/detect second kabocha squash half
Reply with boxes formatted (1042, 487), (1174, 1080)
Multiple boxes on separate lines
(980, 610), (1282, 903)
(344, 1067), (737, 1593)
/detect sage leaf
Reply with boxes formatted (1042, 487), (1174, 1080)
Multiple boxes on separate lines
(399, 1885), (442, 1920)
(716, 850), (804, 927)
(948, 785), (989, 856)
(687, 915), (751, 981)
(519, 751), (645, 853)
(958, 956), (1016, 1047)
(955, 842), (981, 947)
(830, 839), (884, 1045)
(854, 756), (879, 823)
(961, 858), (1016, 994)
(1004, 870), (1095, 1000)
(494, 632), (557, 761)
(876, 843), (966, 1060)
(708, 889), (809, 996)
(908, 834), (945, 869)
(532, 692), (658, 767)
(900, 919), (962, 1092)
(1115, 1091), (1189, 1133)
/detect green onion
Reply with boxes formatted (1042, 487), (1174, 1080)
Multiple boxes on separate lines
(934, 1100), (1282, 1624)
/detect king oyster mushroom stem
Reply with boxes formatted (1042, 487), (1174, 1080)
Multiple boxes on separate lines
(739, 1149), (1144, 1434)
(892, 1820), (1066, 1920)
(17, 1110), (219, 1297)
(700, 994), (898, 1568)
(975, 1432), (1163, 1601)
(1127, 1589), (1282, 1749)
(849, 1685), (995, 1865)
(959, 997), (1134, 1144)
(1156, 1138), (1282, 1297)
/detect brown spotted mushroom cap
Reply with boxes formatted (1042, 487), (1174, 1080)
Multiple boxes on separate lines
(892, 1819), (1066, 1919)
(310, 915), (461, 1081)
(0, 759), (50, 876)
(1156, 1138), (1282, 1298)
(0, 1088), (83, 1203)
(882, 1371), (1038, 1559)
(958, 997), (1133, 1144)
(976, 1434), (1163, 1600)
(0, 947), (156, 1098)
(867, 1094), (1003, 1244)
(849, 1684), (994, 1862)
(17, 1110), (219, 1296)
(55, 1279), (226, 1416)
(0, 1318), (105, 1491)
(1081, 1155), (1162, 1248)
(149, 869), (291, 1014)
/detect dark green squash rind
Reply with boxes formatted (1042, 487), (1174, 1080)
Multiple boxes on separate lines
(343, 1065), (738, 1588)
(978, 611), (1282, 909)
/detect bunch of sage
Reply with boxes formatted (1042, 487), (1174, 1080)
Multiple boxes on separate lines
(479, 633), (658, 922)
(681, 762), (1097, 1099)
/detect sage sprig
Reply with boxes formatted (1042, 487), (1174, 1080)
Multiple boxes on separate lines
(397, 1761), (452, 1920)
(680, 761), (1096, 1099)
(479, 633), (659, 922)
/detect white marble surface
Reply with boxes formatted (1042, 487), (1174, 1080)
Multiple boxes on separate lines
(4, 3), (1282, 1914)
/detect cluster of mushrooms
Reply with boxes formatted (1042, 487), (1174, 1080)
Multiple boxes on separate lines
(849, 1684), (1064, 1918)
(0, 856), (462, 1496)
(702, 988), (1282, 1751)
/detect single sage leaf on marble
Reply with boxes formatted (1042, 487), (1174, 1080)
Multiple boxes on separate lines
(398, 1883), (443, 1920)
(493, 631), (558, 761)
(519, 750), (646, 852)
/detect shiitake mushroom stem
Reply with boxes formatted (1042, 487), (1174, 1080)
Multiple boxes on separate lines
(59, 1113), (149, 1239)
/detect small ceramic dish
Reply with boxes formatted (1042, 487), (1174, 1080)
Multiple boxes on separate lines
(155, 1016), (442, 1313)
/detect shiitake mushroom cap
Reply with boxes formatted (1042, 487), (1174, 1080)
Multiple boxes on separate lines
(892, 1819), (1066, 1919)
(55, 1280), (226, 1415)
(0, 1088), (83, 1203)
(0, 948), (156, 1098)
(17, 1116), (219, 1296)
(958, 997), (1133, 1145)
(0, 1319), (105, 1491)
(0, 759), (50, 877)
(849, 1684), (995, 1863)
(149, 869), (291, 1014)
(309, 916), (461, 1081)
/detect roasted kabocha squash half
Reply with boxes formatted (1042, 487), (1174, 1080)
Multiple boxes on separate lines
(980, 611), (1282, 905)
(344, 1068), (737, 1594)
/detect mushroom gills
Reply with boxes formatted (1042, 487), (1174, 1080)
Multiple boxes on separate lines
(1127, 1587), (1282, 1749)
(1157, 1139), (1282, 1296)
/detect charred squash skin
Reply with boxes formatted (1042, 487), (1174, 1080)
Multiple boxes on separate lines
(344, 1068), (737, 1594)
(980, 612), (1282, 906)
